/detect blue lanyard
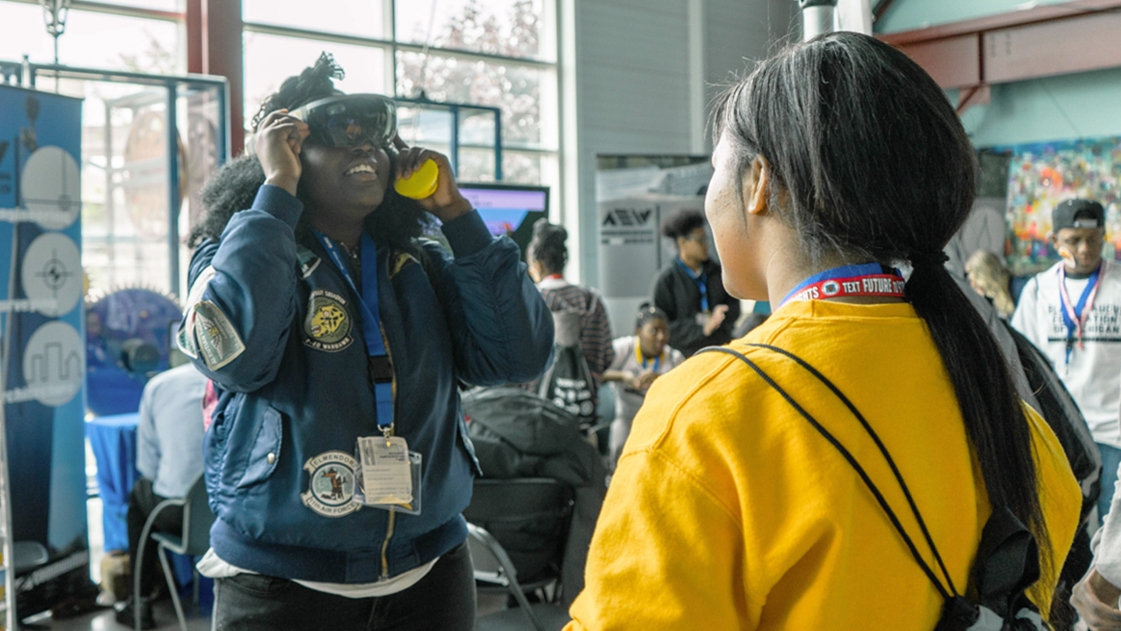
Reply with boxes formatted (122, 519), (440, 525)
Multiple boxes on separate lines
(1058, 264), (1103, 365)
(780, 262), (887, 307)
(677, 259), (709, 312)
(315, 230), (394, 430)
(635, 342), (661, 371)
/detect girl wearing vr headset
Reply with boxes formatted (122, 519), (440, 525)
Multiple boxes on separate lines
(566, 33), (1081, 630)
(181, 54), (553, 630)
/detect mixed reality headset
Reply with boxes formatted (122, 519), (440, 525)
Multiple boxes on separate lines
(290, 94), (398, 149)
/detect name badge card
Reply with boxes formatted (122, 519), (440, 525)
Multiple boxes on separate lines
(357, 436), (413, 505)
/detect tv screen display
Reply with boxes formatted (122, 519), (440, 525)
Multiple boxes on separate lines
(457, 183), (549, 258)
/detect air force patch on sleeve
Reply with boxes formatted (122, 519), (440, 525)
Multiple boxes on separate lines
(303, 290), (353, 352)
(192, 300), (246, 370)
(301, 451), (361, 517)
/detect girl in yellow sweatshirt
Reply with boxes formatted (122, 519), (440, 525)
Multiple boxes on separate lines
(567, 32), (1081, 631)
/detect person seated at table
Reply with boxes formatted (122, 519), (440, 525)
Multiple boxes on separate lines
(116, 355), (209, 629)
(602, 304), (685, 467)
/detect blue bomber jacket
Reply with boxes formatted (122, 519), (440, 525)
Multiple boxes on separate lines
(181, 184), (554, 583)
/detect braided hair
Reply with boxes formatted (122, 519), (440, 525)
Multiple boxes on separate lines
(188, 52), (430, 252)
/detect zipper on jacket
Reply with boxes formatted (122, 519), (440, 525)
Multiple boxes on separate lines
(347, 248), (401, 582)
(321, 242), (404, 582)
(380, 509), (396, 580)
(376, 314), (399, 581)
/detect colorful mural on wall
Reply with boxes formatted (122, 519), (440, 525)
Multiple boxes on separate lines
(1004, 136), (1121, 276)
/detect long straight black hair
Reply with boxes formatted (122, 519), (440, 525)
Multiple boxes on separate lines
(714, 32), (1049, 578)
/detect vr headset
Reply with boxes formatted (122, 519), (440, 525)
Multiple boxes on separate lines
(290, 94), (397, 149)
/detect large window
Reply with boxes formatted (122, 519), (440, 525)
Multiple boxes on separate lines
(0, 0), (559, 300)
(0, 1), (182, 74)
(1, 0), (188, 299)
(242, 0), (559, 188)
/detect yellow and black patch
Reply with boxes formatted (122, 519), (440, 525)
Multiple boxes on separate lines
(303, 289), (353, 352)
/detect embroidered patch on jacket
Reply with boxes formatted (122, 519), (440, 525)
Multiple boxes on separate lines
(192, 300), (246, 370)
(178, 309), (199, 359)
(303, 289), (353, 352)
(301, 451), (361, 517)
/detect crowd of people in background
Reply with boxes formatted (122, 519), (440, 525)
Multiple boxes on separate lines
(115, 33), (1121, 631)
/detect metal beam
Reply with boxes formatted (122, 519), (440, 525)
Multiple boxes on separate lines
(187, 0), (244, 155)
(879, 0), (1121, 46)
(877, 0), (1121, 115)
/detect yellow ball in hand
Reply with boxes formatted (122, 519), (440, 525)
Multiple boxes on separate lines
(394, 159), (439, 200)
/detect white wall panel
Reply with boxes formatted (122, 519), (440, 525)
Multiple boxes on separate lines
(567, 0), (796, 288)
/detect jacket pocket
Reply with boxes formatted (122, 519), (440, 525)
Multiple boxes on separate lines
(235, 406), (283, 488)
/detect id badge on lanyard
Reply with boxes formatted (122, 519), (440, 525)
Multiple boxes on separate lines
(316, 230), (424, 514)
(355, 436), (422, 515)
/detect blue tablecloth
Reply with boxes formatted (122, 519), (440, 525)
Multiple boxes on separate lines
(86, 413), (141, 552)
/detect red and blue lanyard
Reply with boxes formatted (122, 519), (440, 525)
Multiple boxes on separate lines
(676, 259), (709, 312)
(635, 343), (662, 372)
(780, 262), (906, 308)
(1058, 263), (1104, 365)
(315, 230), (394, 432)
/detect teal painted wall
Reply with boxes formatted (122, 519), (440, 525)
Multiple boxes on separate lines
(879, 0), (1121, 149)
(876, 0), (1073, 34)
(958, 68), (1121, 147)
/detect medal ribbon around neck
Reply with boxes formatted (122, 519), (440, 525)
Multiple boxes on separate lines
(635, 342), (662, 371)
(1058, 263), (1104, 363)
(315, 230), (394, 432)
(780, 263), (906, 308)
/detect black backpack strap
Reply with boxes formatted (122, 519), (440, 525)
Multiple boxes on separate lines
(745, 343), (959, 595)
(698, 345), (958, 602)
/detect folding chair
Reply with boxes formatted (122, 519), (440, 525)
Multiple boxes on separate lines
(463, 478), (574, 595)
(133, 473), (215, 631)
(468, 523), (571, 631)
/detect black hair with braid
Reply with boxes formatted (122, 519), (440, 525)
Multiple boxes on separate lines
(527, 218), (568, 275)
(188, 52), (431, 251)
(714, 31), (1051, 586)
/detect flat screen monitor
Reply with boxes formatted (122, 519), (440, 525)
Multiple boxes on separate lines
(457, 183), (549, 258)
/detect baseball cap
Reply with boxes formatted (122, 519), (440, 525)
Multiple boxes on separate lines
(1053, 198), (1104, 230)
(1049, 198), (1103, 230)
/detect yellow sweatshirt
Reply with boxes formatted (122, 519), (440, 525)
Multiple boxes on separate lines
(567, 300), (1081, 631)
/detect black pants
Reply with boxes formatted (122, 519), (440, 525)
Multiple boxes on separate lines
(211, 541), (476, 631)
(126, 477), (183, 598)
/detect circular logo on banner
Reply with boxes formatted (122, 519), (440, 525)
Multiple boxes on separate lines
(301, 451), (361, 517)
(21, 232), (81, 317)
(822, 280), (841, 297)
(22, 146), (81, 230)
(303, 290), (353, 352)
